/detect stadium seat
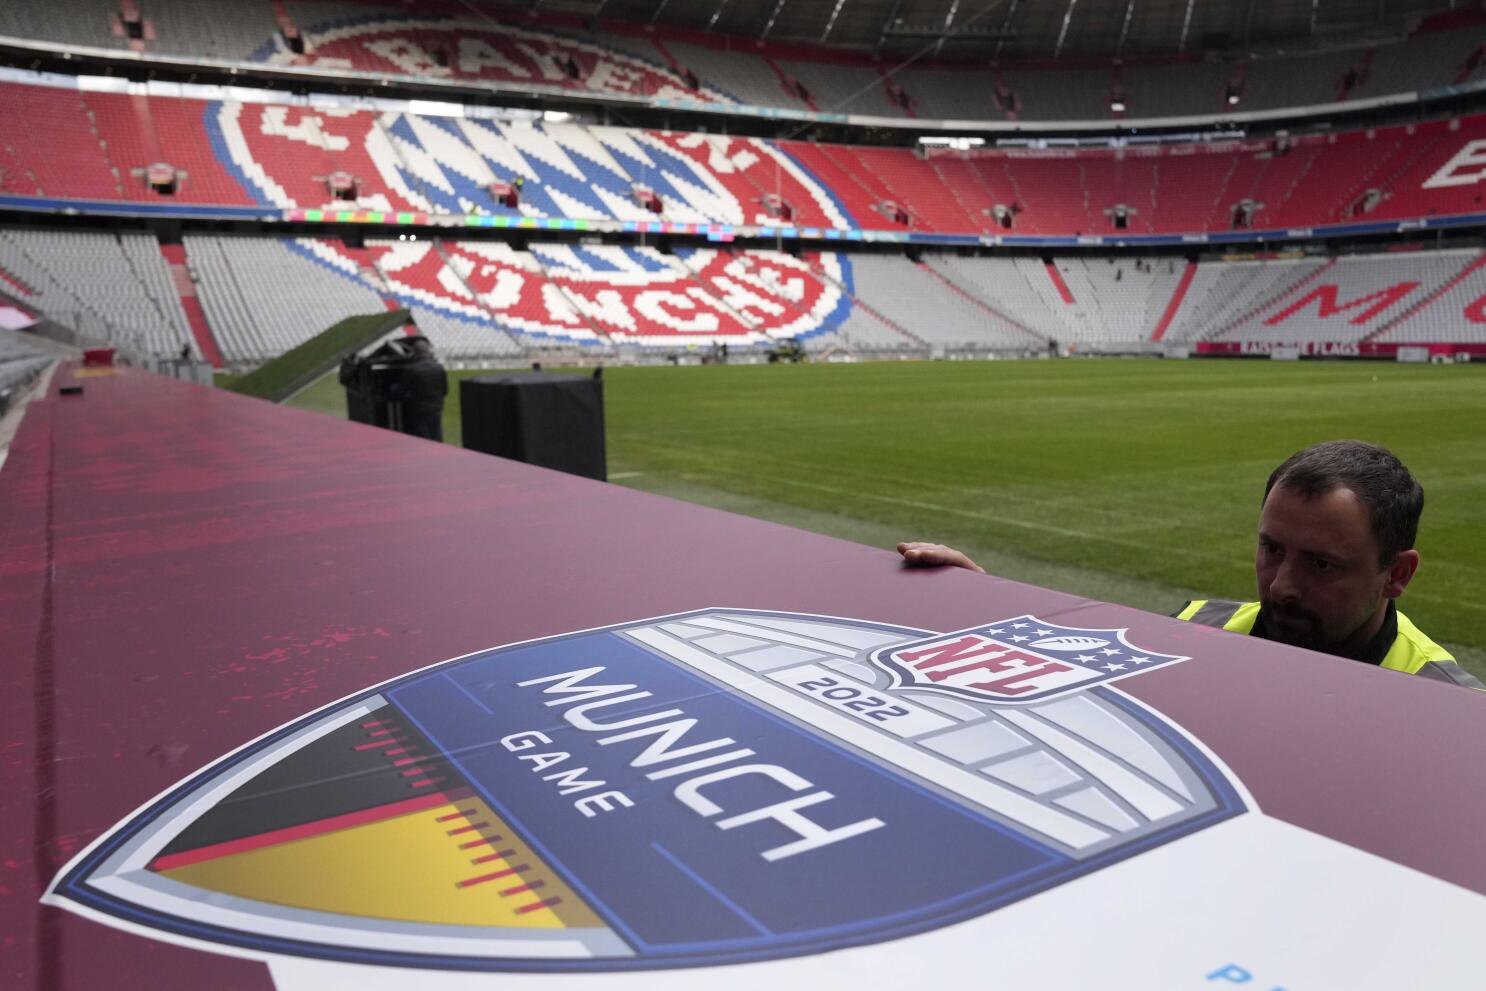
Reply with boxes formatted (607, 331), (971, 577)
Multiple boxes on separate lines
(0, 229), (192, 355)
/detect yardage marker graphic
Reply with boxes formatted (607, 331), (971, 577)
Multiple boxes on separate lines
(47, 609), (1243, 973)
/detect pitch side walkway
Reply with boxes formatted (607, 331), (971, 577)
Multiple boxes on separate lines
(2, 367), (1483, 989)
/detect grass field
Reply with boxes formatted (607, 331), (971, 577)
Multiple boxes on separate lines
(287, 358), (1486, 677)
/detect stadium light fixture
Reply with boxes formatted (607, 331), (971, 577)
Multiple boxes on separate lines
(543, 110), (574, 123)
(1110, 99), (1127, 112)
(1227, 93), (1241, 105)
(408, 100), (463, 118)
(77, 75), (131, 93)
(919, 136), (985, 150)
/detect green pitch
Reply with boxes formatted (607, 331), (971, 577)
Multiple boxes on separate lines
(288, 358), (1486, 675)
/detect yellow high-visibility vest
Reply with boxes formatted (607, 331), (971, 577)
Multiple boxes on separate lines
(1175, 599), (1481, 689)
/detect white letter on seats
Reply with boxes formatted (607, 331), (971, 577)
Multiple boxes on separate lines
(1423, 140), (1486, 189)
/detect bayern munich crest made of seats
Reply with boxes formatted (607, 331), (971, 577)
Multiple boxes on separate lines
(48, 609), (1244, 973)
(208, 17), (855, 347)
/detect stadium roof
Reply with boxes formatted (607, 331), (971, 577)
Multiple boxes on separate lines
(567, 0), (1468, 60)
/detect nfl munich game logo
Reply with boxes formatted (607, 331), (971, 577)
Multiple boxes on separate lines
(49, 609), (1238, 975)
(872, 615), (1189, 705)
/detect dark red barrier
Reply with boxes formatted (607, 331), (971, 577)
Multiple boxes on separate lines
(2, 367), (1482, 989)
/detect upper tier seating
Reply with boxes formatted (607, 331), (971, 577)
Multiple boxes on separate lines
(772, 59), (901, 117)
(144, 0), (275, 61)
(1116, 62), (1237, 120)
(0, 0), (126, 51)
(660, 41), (802, 109)
(1367, 30), (1486, 95)
(1238, 50), (1362, 111)
(999, 67), (1114, 122)
(895, 67), (1007, 122)
(9, 76), (1486, 239)
(5, 1), (1483, 122)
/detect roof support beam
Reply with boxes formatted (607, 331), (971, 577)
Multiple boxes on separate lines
(762, 0), (788, 38)
(876, 0), (905, 52)
(706, 0), (731, 31)
(1054, 0), (1078, 57)
(938, 0), (962, 54)
(821, 0), (849, 42)
(996, 0), (1020, 58)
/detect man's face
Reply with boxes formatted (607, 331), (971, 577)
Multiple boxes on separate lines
(1255, 484), (1394, 655)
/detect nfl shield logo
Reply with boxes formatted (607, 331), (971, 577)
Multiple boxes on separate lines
(48, 609), (1228, 975)
(870, 615), (1189, 705)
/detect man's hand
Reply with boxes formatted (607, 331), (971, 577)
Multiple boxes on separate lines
(896, 542), (986, 574)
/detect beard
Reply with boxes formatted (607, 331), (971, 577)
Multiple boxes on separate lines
(1257, 600), (1332, 653)
(1258, 599), (1381, 658)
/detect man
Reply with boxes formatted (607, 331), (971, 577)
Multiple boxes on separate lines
(398, 336), (448, 442)
(900, 440), (1481, 688)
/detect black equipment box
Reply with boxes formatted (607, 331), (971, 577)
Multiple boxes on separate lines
(460, 371), (606, 481)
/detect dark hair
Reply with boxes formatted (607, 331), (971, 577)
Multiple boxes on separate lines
(1263, 440), (1423, 566)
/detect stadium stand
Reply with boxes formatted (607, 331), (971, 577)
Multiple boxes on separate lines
(1372, 251), (1486, 343)
(1118, 62), (1238, 120)
(6, 1), (1483, 123)
(1367, 30), (1485, 96)
(848, 255), (1045, 350)
(0, 229), (191, 355)
(640, 40), (799, 109)
(772, 59), (901, 117)
(433, 239), (597, 350)
(144, 0), (273, 61)
(7, 222), (1486, 361)
(0, 328), (55, 417)
(9, 71), (1486, 238)
(924, 255), (1185, 346)
(184, 235), (390, 364)
(674, 247), (854, 347)
(4, 5), (1486, 367)
(895, 68), (1005, 122)
(1160, 257), (1331, 344)
(1000, 67), (1114, 122)
(368, 238), (601, 350)
(0, 0), (126, 51)
(1047, 258), (1189, 344)
(0, 84), (125, 200)
(1238, 50), (1364, 112)
(1210, 250), (1484, 345)
(785, 254), (923, 353)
